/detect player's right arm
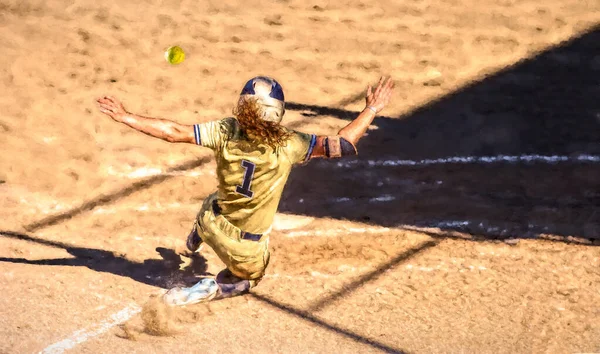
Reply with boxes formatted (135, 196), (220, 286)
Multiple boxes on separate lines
(96, 96), (196, 144)
(308, 76), (394, 159)
(96, 96), (232, 149)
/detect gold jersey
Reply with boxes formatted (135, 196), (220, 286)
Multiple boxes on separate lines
(194, 117), (316, 234)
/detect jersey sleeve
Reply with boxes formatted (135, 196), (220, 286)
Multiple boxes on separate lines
(193, 118), (236, 150)
(283, 130), (317, 165)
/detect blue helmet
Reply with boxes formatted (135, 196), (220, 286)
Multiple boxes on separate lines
(238, 76), (285, 123)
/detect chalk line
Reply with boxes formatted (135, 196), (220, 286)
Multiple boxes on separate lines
(40, 304), (141, 354)
(282, 218), (596, 241)
(335, 154), (600, 168)
(330, 195), (396, 203)
(401, 219), (551, 235)
(280, 216), (543, 238)
(102, 154), (600, 180)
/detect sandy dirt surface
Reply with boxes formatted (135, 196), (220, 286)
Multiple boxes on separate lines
(1, 0), (600, 353)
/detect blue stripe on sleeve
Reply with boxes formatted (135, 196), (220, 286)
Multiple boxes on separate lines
(194, 124), (201, 145)
(304, 134), (317, 162)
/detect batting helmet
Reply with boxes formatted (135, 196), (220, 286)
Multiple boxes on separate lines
(238, 76), (285, 124)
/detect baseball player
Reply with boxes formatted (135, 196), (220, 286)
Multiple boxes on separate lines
(96, 76), (394, 305)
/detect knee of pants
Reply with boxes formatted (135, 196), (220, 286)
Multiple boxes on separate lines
(229, 249), (270, 282)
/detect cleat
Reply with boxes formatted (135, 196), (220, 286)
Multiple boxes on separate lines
(163, 278), (219, 306)
(186, 229), (203, 253)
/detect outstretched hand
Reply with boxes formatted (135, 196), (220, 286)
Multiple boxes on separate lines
(97, 96), (128, 122)
(365, 76), (394, 114)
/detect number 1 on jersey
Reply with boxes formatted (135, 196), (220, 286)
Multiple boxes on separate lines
(236, 160), (255, 198)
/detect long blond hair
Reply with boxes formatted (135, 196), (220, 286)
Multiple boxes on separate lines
(233, 98), (290, 149)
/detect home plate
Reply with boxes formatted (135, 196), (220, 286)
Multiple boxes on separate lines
(272, 213), (314, 231)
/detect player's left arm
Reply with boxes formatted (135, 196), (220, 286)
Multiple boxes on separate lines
(96, 96), (196, 144)
(308, 76), (394, 160)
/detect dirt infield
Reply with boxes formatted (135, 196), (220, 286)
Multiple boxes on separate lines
(1, 0), (599, 353)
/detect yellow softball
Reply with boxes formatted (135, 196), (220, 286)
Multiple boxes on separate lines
(164, 45), (185, 65)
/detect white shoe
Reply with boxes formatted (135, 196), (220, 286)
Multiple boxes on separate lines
(163, 278), (219, 306)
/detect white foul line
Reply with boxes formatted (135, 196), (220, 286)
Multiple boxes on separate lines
(102, 154), (600, 180)
(335, 154), (600, 168)
(40, 304), (141, 354)
(282, 219), (588, 240)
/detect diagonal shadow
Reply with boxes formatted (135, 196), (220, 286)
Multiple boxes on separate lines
(307, 240), (438, 312)
(0, 230), (209, 289)
(280, 26), (600, 242)
(1, 229), (410, 353)
(244, 240), (439, 353)
(251, 293), (406, 354)
(24, 156), (211, 232)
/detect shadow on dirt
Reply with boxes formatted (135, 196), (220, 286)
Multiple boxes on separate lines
(0, 229), (414, 353)
(281, 26), (600, 242)
(251, 293), (407, 354)
(23, 157), (211, 233)
(0, 230), (209, 288)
